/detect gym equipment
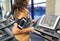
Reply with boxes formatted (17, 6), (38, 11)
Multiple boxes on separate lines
(0, 29), (13, 41)
(0, 21), (14, 41)
(0, 11), (17, 41)
(33, 15), (60, 41)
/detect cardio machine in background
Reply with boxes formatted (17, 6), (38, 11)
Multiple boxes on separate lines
(0, 11), (17, 41)
(33, 15), (60, 41)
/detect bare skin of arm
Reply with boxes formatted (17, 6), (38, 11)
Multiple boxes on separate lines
(12, 23), (34, 35)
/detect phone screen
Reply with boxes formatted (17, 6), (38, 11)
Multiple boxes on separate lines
(20, 19), (25, 27)
(18, 18), (27, 29)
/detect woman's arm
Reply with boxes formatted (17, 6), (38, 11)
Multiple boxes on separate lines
(12, 23), (34, 35)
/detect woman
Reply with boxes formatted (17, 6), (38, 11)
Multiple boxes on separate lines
(12, 0), (35, 41)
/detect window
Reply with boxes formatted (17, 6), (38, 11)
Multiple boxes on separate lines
(11, 0), (46, 20)
(0, 0), (2, 20)
(28, 0), (46, 20)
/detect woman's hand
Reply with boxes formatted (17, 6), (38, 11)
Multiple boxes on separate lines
(12, 23), (35, 35)
(32, 20), (36, 24)
(12, 23), (21, 35)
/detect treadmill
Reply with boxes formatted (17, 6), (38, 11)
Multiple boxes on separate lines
(0, 11), (16, 41)
(33, 15), (60, 41)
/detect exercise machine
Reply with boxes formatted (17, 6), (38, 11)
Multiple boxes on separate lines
(0, 20), (16, 41)
(33, 15), (60, 41)
(0, 11), (17, 41)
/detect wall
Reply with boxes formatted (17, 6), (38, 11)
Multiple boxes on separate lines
(2, 0), (11, 19)
(46, 0), (60, 16)
(46, 0), (55, 15)
(55, 0), (60, 16)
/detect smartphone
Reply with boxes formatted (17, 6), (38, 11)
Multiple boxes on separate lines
(18, 18), (27, 29)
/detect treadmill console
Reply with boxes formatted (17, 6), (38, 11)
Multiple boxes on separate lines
(34, 15), (60, 41)
(35, 15), (60, 30)
(39, 15), (59, 30)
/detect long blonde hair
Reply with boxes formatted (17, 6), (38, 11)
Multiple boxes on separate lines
(12, 0), (30, 19)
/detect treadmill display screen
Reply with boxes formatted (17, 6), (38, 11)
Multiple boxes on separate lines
(38, 15), (60, 30)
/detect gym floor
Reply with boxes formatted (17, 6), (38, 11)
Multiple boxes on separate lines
(30, 32), (44, 41)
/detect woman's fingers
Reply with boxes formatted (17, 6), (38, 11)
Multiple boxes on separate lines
(32, 20), (36, 24)
(13, 23), (18, 27)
